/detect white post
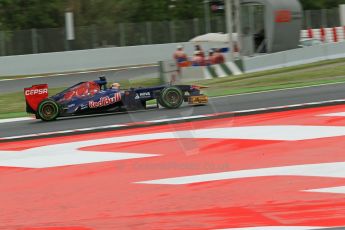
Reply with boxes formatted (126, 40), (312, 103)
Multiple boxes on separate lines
(119, 23), (126, 46)
(204, 0), (211, 33)
(234, 0), (241, 58)
(193, 18), (200, 36)
(225, 0), (234, 61)
(0, 31), (5, 56)
(146, 22), (152, 44)
(65, 12), (75, 41)
(31, 28), (38, 54)
(340, 4), (345, 26)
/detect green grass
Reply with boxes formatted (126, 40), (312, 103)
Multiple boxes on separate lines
(197, 58), (345, 96)
(0, 112), (28, 119)
(204, 78), (345, 97)
(1, 58), (345, 119)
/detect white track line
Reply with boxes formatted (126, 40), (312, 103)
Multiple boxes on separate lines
(5, 125), (345, 168)
(147, 115), (207, 123)
(319, 112), (345, 117)
(1, 98), (345, 139)
(219, 226), (327, 230)
(307, 186), (345, 194)
(138, 161), (345, 185)
(0, 117), (33, 124)
(217, 227), (326, 230)
(0, 125), (126, 140)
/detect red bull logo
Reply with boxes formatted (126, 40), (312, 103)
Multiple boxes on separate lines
(89, 93), (121, 109)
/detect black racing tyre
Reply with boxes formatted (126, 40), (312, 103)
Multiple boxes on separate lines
(35, 113), (41, 120)
(159, 87), (184, 109)
(37, 99), (60, 121)
(157, 94), (167, 108)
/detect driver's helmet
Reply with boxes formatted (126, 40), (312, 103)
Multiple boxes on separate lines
(111, 82), (121, 90)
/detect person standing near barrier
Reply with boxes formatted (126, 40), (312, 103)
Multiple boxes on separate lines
(173, 45), (188, 64)
(213, 48), (225, 64)
(207, 49), (216, 65)
(173, 44), (191, 70)
(192, 50), (206, 66)
(194, 44), (205, 57)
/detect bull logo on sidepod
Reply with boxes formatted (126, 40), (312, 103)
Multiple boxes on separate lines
(89, 93), (121, 109)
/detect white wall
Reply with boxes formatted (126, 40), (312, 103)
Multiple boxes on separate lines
(0, 42), (224, 77)
(1, 37), (345, 77)
(241, 41), (345, 73)
(0, 43), (184, 76)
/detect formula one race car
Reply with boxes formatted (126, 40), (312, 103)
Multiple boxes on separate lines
(24, 77), (208, 121)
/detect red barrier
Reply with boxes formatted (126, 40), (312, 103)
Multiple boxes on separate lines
(307, 28), (313, 38)
(304, 27), (345, 42)
(178, 61), (191, 68)
(320, 27), (326, 42)
(332, 27), (338, 42)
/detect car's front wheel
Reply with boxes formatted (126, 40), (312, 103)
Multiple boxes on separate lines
(159, 87), (184, 109)
(37, 99), (60, 121)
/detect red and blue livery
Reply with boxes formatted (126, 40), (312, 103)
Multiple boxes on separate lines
(24, 77), (208, 121)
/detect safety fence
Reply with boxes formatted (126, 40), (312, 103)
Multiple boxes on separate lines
(0, 8), (342, 57)
(303, 8), (340, 29)
(301, 27), (345, 42)
(0, 17), (225, 57)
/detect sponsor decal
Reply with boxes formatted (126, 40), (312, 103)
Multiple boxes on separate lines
(25, 88), (48, 96)
(140, 92), (150, 97)
(139, 92), (151, 98)
(24, 84), (48, 111)
(89, 93), (121, 109)
(275, 10), (292, 23)
(135, 92), (151, 99)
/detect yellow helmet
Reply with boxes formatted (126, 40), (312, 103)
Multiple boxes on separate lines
(111, 83), (120, 89)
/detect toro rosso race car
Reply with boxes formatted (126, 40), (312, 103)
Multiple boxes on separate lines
(24, 77), (208, 121)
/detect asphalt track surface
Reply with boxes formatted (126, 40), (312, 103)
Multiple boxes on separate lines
(2, 82), (345, 138)
(0, 65), (158, 94)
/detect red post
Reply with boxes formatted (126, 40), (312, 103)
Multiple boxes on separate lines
(307, 28), (313, 38)
(332, 27), (338, 42)
(320, 27), (326, 42)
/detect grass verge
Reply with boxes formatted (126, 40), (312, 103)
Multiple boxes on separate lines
(1, 58), (345, 119)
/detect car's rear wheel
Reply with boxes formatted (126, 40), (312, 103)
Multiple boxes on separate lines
(37, 99), (60, 121)
(159, 87), (183, 109)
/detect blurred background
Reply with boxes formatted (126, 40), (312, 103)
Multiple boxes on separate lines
(0, 0), (344, 56)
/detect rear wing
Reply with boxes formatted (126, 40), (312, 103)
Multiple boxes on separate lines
(24, 84), (48, 113)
